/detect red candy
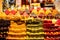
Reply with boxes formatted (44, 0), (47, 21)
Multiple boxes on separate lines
(5, 9), (10, 15)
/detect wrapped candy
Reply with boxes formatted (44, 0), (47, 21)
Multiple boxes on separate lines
(4, 9), (10, 15)
(38, 13), (45, 19)
(56, 19), (60, 26)
(10, 9), (17, 15)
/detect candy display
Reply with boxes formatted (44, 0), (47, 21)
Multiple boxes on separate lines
(0, 16), (60, 40)
(0, 0), (60, 40)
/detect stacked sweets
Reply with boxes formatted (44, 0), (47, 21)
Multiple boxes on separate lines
(43, 19), (60, 40)
(26, 18), (44, 40)
(6, 20), (26, 40)
(0, 19), (10, 40)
